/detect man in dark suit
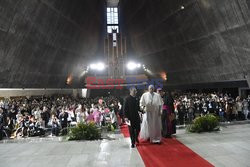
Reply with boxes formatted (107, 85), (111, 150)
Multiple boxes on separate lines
(124, 87), (141, 148)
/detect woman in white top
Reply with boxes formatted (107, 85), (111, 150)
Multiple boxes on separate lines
(75, 105), (85, 123)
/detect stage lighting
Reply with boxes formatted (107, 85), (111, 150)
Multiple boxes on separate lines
(127, 62), (142, 70)
(127, 62), (137, 70)
(90, 64), (97, 70)
(96, 63), (105, 71)
(89, 62), (105, 71)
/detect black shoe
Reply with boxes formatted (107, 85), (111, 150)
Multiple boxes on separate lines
(131, 144), (135, 148)
(166, 135), (172, 138)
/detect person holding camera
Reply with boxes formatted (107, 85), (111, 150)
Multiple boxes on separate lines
(59, 107), (68, 135)
(50, 114), (60, 136)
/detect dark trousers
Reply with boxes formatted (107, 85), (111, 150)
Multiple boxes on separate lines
(128, 125), (140, 145)
(52, 127), (59, 136)
(61, 123), (67, 135)
(0, 129), (3, 140)
(226, 112), (232, 121)
(238, 111), (245, 120)
(179, 113), (184, 125)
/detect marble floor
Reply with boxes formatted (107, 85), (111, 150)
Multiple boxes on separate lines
(177, 124), (250, 167)
(0, 133), (144, 167)
(0, 124), (250, 167)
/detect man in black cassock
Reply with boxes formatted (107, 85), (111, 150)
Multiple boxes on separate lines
(124, 87), (141, 148)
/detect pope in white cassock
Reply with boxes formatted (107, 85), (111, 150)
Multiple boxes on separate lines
(140, 85), (163, 144)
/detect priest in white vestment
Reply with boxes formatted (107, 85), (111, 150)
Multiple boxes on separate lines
(140, 85), (163, 143)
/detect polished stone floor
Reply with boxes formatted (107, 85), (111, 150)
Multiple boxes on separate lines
(0, 124), (250, 167)
(0, 133), (144, 167)
(177, 124), (250, 167)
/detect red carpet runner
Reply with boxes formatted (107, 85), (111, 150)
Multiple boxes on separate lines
(120, 125), (214, 167)
(120, 124), (130, 137)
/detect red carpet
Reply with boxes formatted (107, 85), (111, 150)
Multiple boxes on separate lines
(120, 125), (214, 167)
(120, 124), (130, 137)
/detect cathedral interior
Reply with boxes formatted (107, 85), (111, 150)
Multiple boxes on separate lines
(0, 0), (249, 90)
(1, 1), (250, 167)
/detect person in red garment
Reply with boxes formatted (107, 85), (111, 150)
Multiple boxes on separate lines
(163, 91), (176, 138)
(123, 87), (141, 148)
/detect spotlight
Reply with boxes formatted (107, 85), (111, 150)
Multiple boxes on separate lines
(90, 64), (97, 70)
(89, 62), (105, 71)
(181, 6), (185, 10)
(127, 62), (142, 70)
(96, 62), (105, 71)
(127, 62), (137, 70)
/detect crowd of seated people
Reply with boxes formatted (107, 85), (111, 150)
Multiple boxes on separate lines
(174, 92), (250, 124)
(0, 95), (123, 140)
(1, 91), (249, 140)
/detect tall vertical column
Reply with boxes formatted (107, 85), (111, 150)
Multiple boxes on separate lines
(104, 31), (127, 79)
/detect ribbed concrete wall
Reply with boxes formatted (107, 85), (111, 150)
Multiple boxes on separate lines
(120, 0), (250, 87)
(0, 0), (105, 88)
(2, 0), (250, 89)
